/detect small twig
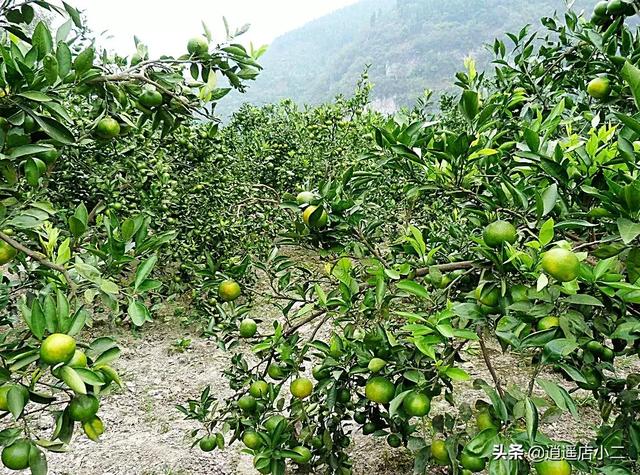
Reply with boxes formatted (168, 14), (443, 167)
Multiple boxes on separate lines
(308, 313), (332, 342)
(527, 355), (543, 397)
(0, 231), (76, 293)
(478, 327), (504, 398)
(283, 310), (327, 337)
(415, 260), (475, 277)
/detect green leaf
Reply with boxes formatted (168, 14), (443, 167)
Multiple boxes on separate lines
(43, 295), (57, 333)
(459, 89), (479, 122)
(7, 386), (26, 419)
(541, 183), (558, 217)
(29, 445), (48, 475)
(56, 42), (72, 77)
(59, 366), (86, 394)
(479, 382), (508, 421)
(127, 299), (150, 327)
(93, 347), (121, 367)
(539, 218), (554, 246)
(74, 368), (105, 386)
(62, 2), (82, 28)
(17, 91), (52, 102)
(389, 390), (411, 417)
(524, 397), (538, 443)
(445, 367), (470, 381)
(563, 294), (603, 306)
(35, 115), (75, 144)
(617, 218), (640, 244)
(622, 61), (640, 111)
(67, 309), (87, 336)
(396, 280), (429, 299)
(538, 379), (577, 418)
(29, 300), (46, 340)
(9, 144), (52, 159)
(99, 279), (119, 295)
(32, 21), (53, 59)
(135, 255), (157, 290)
(73, 47), (94, 75)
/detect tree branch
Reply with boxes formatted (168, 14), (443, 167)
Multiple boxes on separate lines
(415, 260), (475, 276)
(478, 328), (504, 398)
(0, 231), (76, 293)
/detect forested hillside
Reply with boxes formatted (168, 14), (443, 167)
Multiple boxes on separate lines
(220, 0), (597, 114)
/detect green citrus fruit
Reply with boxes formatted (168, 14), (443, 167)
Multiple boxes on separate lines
(365, 376), (395, 404)
(312, 364), (329, 380)
(587, 77), (611, 100)
(302, 205), (328, 229)
(585, 340), (604, 354)
(0, 386), (11, 411)
(68, 350), (88, 368)
(607, 0), (626, 14)
(0, 241), (17, 265)
(267, 364), (285, 380)
(290, 446), (312, 464)
(336, 388), (351, 404)
(187, 36), (208, 56)
(69, 394), (99, 422)
(353, 411), (367, 424)
(95, 117), (120, 139)
(476, 410), (498, 431)
(475, 285), (500, 307)
(239, 318), (257, 338)
(218, 280), (241, 302)
(537, 316), (560, 331)
(37, 148), (60, 165)
(290, 377), (313, 399)
(23, 115), (37, 133)
(483, 220), (517, 248)
(402, 391), (431, 417)
(199, 436), (216, 452)
(249, 380), (269, 398)
(264, 415), (286, 432)
(460, 452), (486, 472)
(535, 459), (572, 475)
(541, 248), (580, 282)
(40, 333), (76, 365)
(387, 434), (402, 447)
(1, 439), (30, 470)
(362, 422), (376, 435)
(367, 357), (387, 373)
(242, 430), (262, 449)
(139, 89), (163, 108)
(601, 347), (615, 362)
(593, 0), (609, 16)
(296, 191), (315, 205)
(238, 395), (257, 412)
(431, 439), (449, 463)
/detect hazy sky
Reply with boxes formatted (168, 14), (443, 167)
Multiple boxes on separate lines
(74, 1), (360, 56)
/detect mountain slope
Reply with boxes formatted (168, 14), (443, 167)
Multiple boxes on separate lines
(220, 0), (597, 115)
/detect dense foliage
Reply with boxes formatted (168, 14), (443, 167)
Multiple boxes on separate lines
(0, 1), (260, 472)
(180, 2), (640, 475)
(4, 0), (640, 474)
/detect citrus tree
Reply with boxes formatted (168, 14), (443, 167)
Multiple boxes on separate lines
(0, 1), (260, 472)
(182, 3), (640, 475)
